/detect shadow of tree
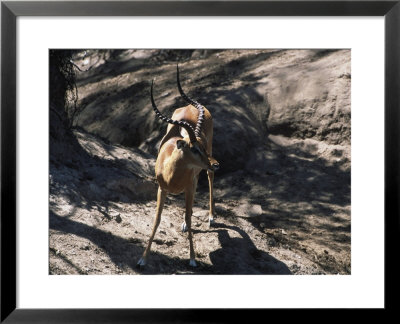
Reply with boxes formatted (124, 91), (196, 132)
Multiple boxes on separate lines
(50, 127), (157, 221)
(49, 210), (205, 274)
(206, 138), (351, 257)
(49, 247), (87, 275)
(76, 54), (150, 87)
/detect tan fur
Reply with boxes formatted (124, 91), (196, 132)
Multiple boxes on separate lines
(138, 105), (218, 267)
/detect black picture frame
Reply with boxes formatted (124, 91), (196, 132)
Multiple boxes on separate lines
(1, 0), (398, 322)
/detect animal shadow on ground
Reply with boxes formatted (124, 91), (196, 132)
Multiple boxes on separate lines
(195, 222), (292, 274)
(50, 208), (291, 274)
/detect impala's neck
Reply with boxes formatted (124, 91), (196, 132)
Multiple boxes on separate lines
(167, 147), (199, 173)
(157, 144), (199, 194)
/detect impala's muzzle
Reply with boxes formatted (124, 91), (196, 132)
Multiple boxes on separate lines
(207, 160), (219, 172)
(212, 162), (220, 171)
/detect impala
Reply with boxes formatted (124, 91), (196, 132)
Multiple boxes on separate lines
(137, 66), (219, 268)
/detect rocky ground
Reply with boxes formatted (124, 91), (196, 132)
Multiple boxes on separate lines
(49, 49), (351, 275)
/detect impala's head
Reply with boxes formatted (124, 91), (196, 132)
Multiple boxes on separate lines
(151, 68), (219, 172)
(176, 138), (219, 172)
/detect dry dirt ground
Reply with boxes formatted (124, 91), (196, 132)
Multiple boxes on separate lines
(49, 49), (351, 275)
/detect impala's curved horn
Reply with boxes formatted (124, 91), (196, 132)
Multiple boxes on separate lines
(177, 65), (205, 138)
(151, 79), (197, 143)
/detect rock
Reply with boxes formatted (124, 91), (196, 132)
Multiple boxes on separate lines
(128, 237), (141, 244)
(235, 202), (263, 217)
(106, 178), (157, 200)
(267, 237), (277, 247)
(192, 210), (209, 218)
(265, 50), (350, 145)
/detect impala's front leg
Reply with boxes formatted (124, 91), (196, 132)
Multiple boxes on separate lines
(185, 187), (197, 267)
(207, 169), (216, 227)
(137, 186), (166, 267)
(181, 174), (198, 233)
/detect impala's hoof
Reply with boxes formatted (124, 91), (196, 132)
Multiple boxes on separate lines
(136, 258), (146, 268)
(209, 217), (215, 227)
(189, 259), (197, 267)
(181, 222), (188, 232)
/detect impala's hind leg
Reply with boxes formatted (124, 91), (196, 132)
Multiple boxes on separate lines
(207, 170), (216, 227)
(137, 187), (166, 267)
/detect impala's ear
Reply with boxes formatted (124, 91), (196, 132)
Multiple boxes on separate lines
(177, 139), (187, 150)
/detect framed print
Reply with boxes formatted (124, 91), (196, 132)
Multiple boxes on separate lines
(1, 0), (399, 322)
